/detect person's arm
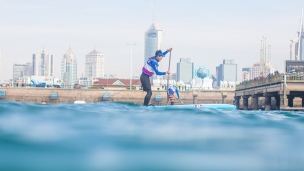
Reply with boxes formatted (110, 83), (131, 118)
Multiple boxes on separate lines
(162, 50), (169, 56)
(151, 62), (166, 75)
(162, 48), (172, 56)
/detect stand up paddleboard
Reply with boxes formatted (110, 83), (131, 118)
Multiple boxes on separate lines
(150, 104), (236, 110)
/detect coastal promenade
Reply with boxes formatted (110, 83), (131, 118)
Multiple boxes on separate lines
(0, 87), (235, 105)
(235, 74), (304, 110)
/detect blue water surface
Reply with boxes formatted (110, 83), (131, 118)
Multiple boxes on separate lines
(0, 101), (304, 171)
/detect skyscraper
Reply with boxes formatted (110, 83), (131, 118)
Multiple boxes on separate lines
(290, 9), (304, 60)
(176, 58), (194, 84)
(216, 66), (223, 86)
(216, 59), (237, 86)
(144, 22), (164, 81)
(144, 22), (163, 64)
(32, 48), (53, 77)
(13, 63), (32, 83)
(290, 37), (299, 60)
(61, 47), (77, 88)
(85, 49), (104, 79)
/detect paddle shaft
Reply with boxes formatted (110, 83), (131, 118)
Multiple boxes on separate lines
(166, 51), (172, 104)
(173, 95), (183, 105)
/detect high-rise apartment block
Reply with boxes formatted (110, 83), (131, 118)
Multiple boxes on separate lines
(85, 49), (104, 79)
(32, 49), (53, 77)
(290, 9), (304, 61)
(241, 68), (250, 81)
(61, 47), (77, 88)
(216, 59), (237, 86)
(13, 63), (32, 83)
(249, 62), (275, 79)
(176, 58), (194, 84)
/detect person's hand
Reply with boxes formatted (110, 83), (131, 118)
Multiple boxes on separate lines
(167, 48), (172, 52)
(167, 70), (170, 75)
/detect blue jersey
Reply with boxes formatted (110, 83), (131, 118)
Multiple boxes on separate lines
(168, 85), (180, 99)
(142, 50), (169, 76)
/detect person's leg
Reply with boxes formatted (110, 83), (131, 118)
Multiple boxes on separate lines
(144, 89), (152, 106)
(169, 95), (174, 105)
(140, 74), (152, 106)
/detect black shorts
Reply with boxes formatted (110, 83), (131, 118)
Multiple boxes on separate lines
(140, 73), (151, 91)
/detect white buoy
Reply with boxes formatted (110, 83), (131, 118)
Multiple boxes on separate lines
(74, 101), (86, 104)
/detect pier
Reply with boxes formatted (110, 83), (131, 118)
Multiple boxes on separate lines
(235, 74), (304, 111)
(0, 87), (234, 105)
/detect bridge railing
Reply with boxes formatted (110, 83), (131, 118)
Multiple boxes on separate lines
(236, 74), (284, 90)
(286, 74), (304, 81)
(236, 73), (304, 90)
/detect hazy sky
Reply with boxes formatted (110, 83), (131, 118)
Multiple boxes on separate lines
(0, 0), (303, 81)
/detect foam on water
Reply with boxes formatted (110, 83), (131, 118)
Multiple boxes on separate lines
(0, 101), (304, 171)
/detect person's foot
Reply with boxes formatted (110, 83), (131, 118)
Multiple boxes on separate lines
(148, 103), (155, 106)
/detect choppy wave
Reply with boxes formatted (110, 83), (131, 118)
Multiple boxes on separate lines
(0, 101), (304, 171)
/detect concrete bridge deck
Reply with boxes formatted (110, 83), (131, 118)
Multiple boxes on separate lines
(235, 74), (304, 111)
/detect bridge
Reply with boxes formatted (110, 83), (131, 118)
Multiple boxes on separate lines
(235, 74), (304, 111)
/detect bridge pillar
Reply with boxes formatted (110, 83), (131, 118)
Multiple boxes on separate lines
(242, 96), (249, 110)
(234, 96), (241, 110)
(275, 96), (280, 110)
(301, 96), (304, 107)
(265, 96), (271, 110)
(222, 92), (227, 104)
(280, 95), (286, 108)
(193, 94), (197, 104)
(252, 95), (259, 110)
(287, 96), (294, 107)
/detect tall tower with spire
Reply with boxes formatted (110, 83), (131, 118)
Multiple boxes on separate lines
(144, 1), (165, 81)
(290, 8), (304, 60)
(144, 22), (163, 64)
(61, 47), (77, 88)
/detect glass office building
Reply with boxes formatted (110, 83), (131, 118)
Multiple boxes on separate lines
(13, 63), (32, 83)
(216, 59), (237, 86)
(177, 58), (194, 84)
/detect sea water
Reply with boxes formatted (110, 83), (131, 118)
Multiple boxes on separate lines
(0, 101), (304, 171)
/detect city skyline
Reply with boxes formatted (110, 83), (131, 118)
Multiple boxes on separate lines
(0, 1), (304, 81)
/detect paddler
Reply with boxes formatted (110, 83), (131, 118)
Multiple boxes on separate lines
(168, 84), (180, 105)
(140, 48), (172, 106)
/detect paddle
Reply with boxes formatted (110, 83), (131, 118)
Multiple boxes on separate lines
(173, 95), (183, 105)
(167, 51), (172, 105)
